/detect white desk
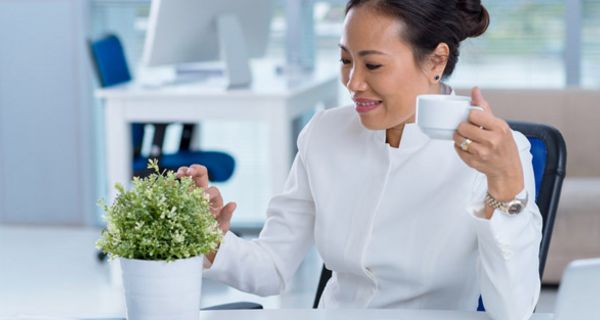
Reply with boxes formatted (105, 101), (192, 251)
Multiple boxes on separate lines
(64, 309), (554, 320)
(96, 61), (338, 201)
(195, 309), (554, 320)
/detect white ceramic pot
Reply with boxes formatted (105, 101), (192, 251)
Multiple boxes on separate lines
(120, 255), (203, 320)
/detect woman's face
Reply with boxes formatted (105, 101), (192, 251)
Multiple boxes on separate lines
(340, 6), (437, 130)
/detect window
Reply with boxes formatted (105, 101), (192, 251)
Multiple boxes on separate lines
(90, 1), (150, 73)
(312, 0), (569, 89)
(451, 0), (566, 88)
(91, 0), (600, 89)
(582, 0), (600, 88)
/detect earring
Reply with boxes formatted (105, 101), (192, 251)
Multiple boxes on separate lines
(434, 75), (440, 81)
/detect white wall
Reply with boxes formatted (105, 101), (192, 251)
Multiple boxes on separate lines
(0, 0), (96, 225)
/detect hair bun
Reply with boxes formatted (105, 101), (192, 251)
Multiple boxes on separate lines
(456, 0), (490, 39)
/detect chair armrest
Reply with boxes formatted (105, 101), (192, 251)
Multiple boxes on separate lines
(201, 302), (264, 310)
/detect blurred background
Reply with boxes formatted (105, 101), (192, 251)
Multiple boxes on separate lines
(0, 0), (599, 318)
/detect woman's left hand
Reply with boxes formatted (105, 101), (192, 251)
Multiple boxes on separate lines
(453, 87), (524, 207)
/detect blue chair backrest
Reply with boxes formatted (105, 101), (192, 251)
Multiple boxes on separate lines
(89, 34), (143, 151)
(89, 34), (131, 87)
(529, 138), (548, 201)
(507, 121), (566, 279)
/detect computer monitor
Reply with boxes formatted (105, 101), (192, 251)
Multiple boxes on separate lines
(554, 258), (600, 319)
(142, 0), (273, 88)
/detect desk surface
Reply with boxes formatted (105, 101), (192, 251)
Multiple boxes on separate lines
(96, 60), (339, 99)
(62, 309), (553, 320)
(4, 309), (554, 320)
(195, 309), (554, 320)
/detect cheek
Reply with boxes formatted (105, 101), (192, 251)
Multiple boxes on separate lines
(378, 69), (415, 94)
(370, 76), (400, 96)
(374, 68), (427, 108)
(340, 68), (349, 87)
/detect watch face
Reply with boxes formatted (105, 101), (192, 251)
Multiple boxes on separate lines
(508, 202), (524, 215)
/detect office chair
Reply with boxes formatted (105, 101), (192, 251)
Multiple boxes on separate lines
(206, 121), (566, 311)
(88, 33), (236, 182)
(90, 34), (237, 264)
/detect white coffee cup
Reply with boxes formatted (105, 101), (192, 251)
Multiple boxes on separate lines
(416, 94), (483, 140)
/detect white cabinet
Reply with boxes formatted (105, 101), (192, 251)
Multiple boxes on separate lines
(0, 0), (95, 225)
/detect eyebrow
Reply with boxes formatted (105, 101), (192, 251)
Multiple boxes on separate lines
(338, 44), (388, 57)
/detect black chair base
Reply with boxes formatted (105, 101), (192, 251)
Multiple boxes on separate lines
(202, 302), (263, 310)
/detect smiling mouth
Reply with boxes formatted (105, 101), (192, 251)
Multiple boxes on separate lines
(354, 100), (383, 113)
(355, 100), (382, 107)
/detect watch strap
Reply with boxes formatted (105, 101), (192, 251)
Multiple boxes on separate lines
(484, 191), (528, 215)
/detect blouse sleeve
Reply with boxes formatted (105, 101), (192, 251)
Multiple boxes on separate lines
(202, 111), (323, 296)
(468, 131), (543, 320)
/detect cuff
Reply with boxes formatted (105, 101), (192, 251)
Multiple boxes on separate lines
(470, 188), (528, 220)
(203, 255), (213, 269)
(467, 188), (531, 260)
(203, 231), (237, 272)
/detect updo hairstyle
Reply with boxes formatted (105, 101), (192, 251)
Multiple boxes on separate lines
(345, 0), (490, 78)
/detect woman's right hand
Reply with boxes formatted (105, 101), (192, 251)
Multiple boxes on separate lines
(176, 164), (237, 235)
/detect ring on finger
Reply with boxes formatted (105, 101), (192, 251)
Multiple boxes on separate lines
(459, 138), (472, 152)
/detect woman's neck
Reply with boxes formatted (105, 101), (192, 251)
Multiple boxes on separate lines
(385, 124), (404, 148)
(386, 123), (406, 148)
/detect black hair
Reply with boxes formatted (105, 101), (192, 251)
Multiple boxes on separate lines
(345, 0), (490, 78)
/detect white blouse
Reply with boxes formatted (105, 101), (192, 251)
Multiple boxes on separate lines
(204, 106), (542, 320)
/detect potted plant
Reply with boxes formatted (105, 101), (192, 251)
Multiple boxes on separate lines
(97, 159), (222, 320)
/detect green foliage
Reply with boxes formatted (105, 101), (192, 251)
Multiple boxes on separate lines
(96, 159), (222, 261)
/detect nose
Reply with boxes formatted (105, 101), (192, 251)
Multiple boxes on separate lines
(345, 67), (368, 93)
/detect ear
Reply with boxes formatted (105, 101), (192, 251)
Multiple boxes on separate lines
(426, 42), (450, 82)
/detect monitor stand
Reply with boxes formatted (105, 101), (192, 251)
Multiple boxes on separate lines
(143, 14), (253, 90)
(217, 14), (252, 89)
(167, 14), (252, 89)
(171, 63), (225, 85)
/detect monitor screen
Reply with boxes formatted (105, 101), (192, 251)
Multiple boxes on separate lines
(142, 0), (273, 67)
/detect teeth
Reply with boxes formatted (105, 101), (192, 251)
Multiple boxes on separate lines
(357, 101), (379, 107)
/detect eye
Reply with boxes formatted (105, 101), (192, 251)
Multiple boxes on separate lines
(366, 64), (382, 70)
(340, 58), (351, 65)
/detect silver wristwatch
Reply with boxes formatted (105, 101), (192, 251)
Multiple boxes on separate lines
(484, 192), (528, 215)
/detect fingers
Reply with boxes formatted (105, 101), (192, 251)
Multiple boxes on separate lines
(188, 164), (209, 188)
(466, 108), (501, 131)
(462, 87), (511, 141)
(471, 87), (491, 112)
(175, 164), (209, 189)
(176, 164), (234, 234)
(456, 121), (493, 145)
(457, 88), (522, 180)
(454, 121), (509, 164)
(176, 166), (188, 178)
(469, 87), (504, 130)
(453, 142), (480, 168)
(467, 112), (510, 142)
(452, 131), (488, 165)
(217, 202), (236, 233)
(454, 131), (475, 154)
(175, 164), (234, 234)
(205, 186), (224, 215)
(204, 187), (235, 235)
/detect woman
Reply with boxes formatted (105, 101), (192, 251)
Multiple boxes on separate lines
(177, 1), (541, 319)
